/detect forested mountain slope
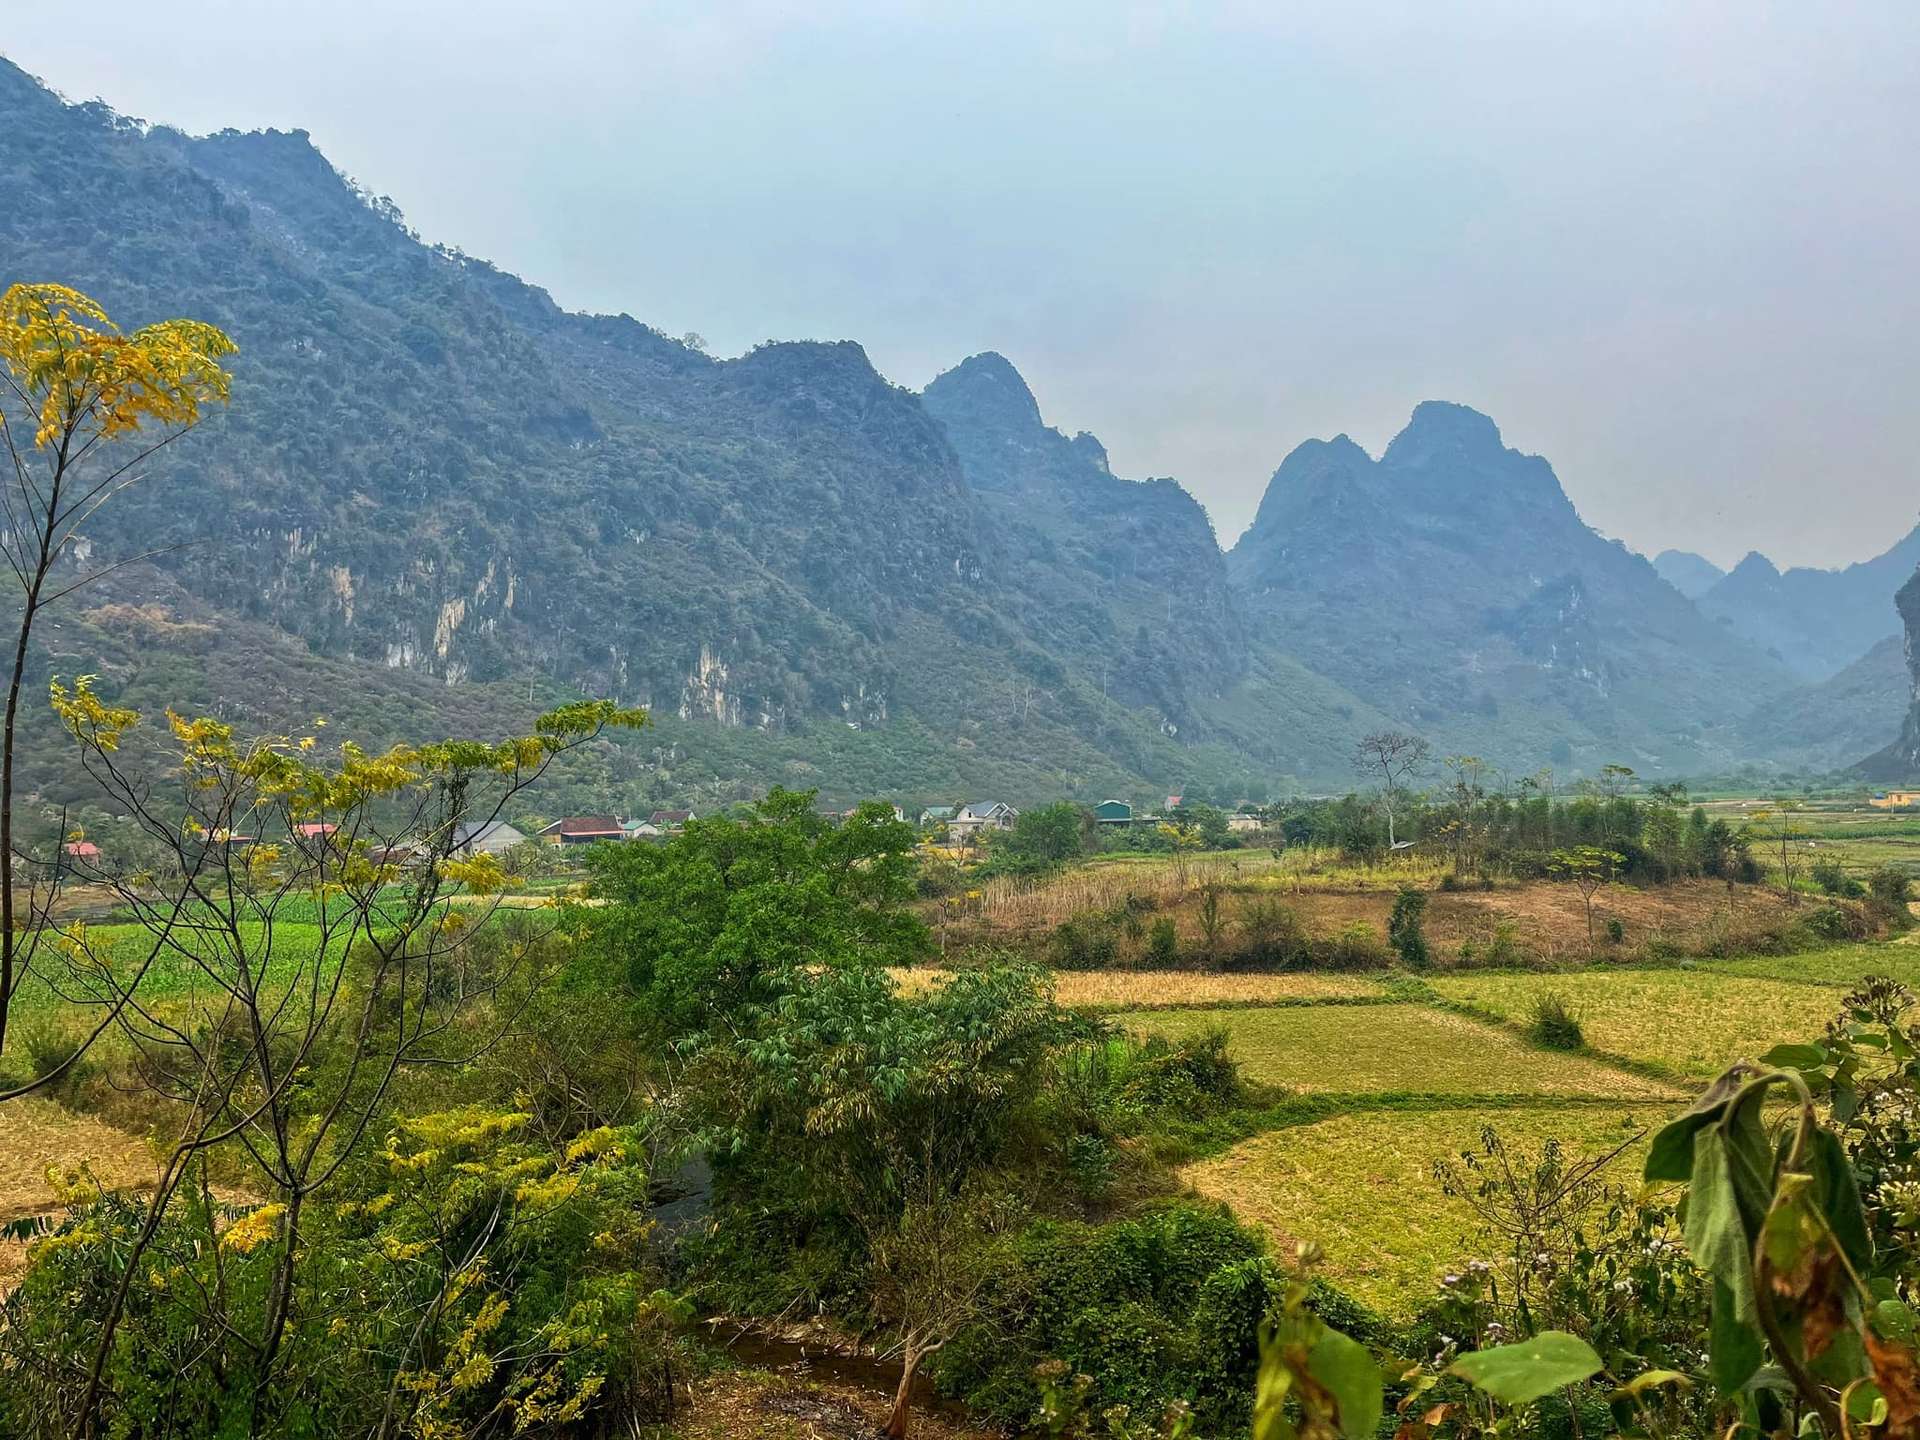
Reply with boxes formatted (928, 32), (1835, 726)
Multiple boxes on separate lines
(1227, 403), (1797, 774)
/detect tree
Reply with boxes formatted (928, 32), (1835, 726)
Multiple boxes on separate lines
(576, 789), (926, 1042)
(0, 283), (235, 1057)
(1549, 845), (1623, 948)
(24, 686), (644, 1433)
(1352, 730), (1431, 849)
(1749, 800), (1806, 903)
(722, 963), (1061, 1439)
(996, 801), (1088, 868)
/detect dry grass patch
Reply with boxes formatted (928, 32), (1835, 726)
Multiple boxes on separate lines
(1700, 944), (1920, 988)
(889, 968), (1383, 1008)
(1182, 1104), (1658, 1314)
(0, 1099), (156, 1224)
(1115, 1005), (1677, 1098)
(1428, 970), (1843, 1078)
(674, 1369), (994, 1440)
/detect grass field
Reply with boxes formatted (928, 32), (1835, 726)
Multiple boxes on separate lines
(1115, 1004), (1680, 1098)
(890, 968), (1385, 1008)
(1426, 970), (1845, 1078)
(1181, 1105), (1655, 1310)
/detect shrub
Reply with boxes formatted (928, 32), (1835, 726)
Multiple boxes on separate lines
(1315, 921), (1390, 972)
(1237, 898), (1306, 969)
(1052, 915), (1117, 970)
(938, 1204), (1276, 1433)
(1805, 903), (1870, 942)
(1869, 867), (1915, 933)
(1146, 917), (1179, 968)
(1528, 992), (1584, 1050)
(1604, 916), (1626, 945)
(1812, 858), (1866, 898)
(1388, 887), (1430, 969)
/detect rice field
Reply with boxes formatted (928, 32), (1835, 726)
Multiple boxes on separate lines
(1426, 970), (1844, 1078)
(1181, 1104), (1655, 1313)
(891, 967), (1385, 1008)
(1114, 1004), (1680, 1099)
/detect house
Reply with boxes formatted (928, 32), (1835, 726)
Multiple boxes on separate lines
(1227, 813), (1263, 834)
(537, 816), (626, 846)
(62, 841), (101, 861)
(1093, 800), (1133, 826)
(1871, 791), (1920, 810)
(920, 805), (957, 827)
(452, 820), (527, 857)
(293, 822), (338, 840)
(947, 801), (1019, 844)
(623, 821), (662, 840)
(648, 809), (693, 831)
(1165, 795), (1183, 811)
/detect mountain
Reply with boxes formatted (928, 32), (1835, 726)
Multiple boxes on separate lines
(0, 55), (1377, 807)
(1738, 635), (1911, 774)
(0, 55), (1895, 801)
(1652, 550), (1725, 599)
(1860, 570), (1920, 781)
(1697, 525), (1920, 681)
(1227, 403), (1797, 774)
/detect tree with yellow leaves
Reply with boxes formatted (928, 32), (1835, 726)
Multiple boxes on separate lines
(0, 282), (235, 1058)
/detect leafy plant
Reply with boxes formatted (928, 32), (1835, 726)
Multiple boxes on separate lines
(1526, 992), (1584, 1050)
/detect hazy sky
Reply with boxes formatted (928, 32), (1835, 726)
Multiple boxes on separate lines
(10, 2), (1918, 568)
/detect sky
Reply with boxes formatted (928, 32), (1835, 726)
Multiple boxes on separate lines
(8, 2), (1918, 569)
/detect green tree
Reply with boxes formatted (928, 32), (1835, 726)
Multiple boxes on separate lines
(997, 800), (1090, 868)
(575, 788), (926, 1041)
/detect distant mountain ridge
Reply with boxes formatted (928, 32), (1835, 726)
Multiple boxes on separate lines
(1227, 404), (1797, 773)
(0, 54), (1909, 800)
(1652, 550), (1725, 599)
(1697, 525), (1920, 681)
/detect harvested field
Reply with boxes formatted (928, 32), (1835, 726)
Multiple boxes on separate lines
(0, 1098), (156, 1223)
(1700, 944), (1920, 988)
(1114, 1004), (1679, 1099)
(1181, 1104), (1655, 1314)
(1428, 970), (1846, 1078)
(891, 967), (1385, 1008)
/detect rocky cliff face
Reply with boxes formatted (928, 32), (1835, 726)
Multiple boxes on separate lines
(1895, 569), (1920, 774)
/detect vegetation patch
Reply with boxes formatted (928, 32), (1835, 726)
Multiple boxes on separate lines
(1179, 1105), (1655, 1314)
(1114, 1004), (1677, 1098)
(891, 968), (1386, 1009)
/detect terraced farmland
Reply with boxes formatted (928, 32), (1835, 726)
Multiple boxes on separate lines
(1101, 939), (1915, 1316)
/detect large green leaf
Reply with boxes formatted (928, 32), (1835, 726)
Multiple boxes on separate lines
(1308, 1328), (1382, 1439)
(1686, 1131), (1757, 1323)
(1448, 1331), (1603, 1405)
(1709, 1277), (1765, 1392)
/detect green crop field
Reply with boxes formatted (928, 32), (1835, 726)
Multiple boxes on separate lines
(1425, 969), (1845, 1078)
(1182, 1105), (1655, 1309)
(1116, 1003), (1680, 1098)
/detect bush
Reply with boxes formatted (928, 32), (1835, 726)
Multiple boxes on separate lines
(1812, 858), (1866, 898)
(1528, 992), (1584, 1050)
(938, 1204), (1276, 1433)
(1604, 916), (1626, 945)
(1805, 903), (1870, 942)
(1388, 887), (1430, 969)
(1052, 915), (1118, 970)
(1236, 898), (1306, 969)
(1146, 917), (1180, 968)
(1869, 868), (1915, 933)
(1313, 921), (1391, 972)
